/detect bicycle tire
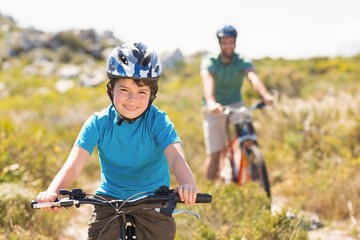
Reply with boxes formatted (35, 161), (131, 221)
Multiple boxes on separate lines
(245, 145), (271, 198)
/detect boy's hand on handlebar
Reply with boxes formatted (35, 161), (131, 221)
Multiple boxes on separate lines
(35, 191), (59, 211)
(174, 184), (199, 205)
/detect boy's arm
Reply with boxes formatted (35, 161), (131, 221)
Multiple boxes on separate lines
(36, 145), (89, 205)
(164, 142), (199, 204)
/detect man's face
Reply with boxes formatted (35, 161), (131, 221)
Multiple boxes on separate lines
(219, 37), (236, 59)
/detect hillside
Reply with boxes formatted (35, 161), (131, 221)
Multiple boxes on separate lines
(1, 13), (360, 240)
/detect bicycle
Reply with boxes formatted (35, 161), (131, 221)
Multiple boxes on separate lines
(31, 186), (212, 240)
(219, 101), (271, 198)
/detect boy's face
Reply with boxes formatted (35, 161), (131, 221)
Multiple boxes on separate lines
(112, 79), (151, 119)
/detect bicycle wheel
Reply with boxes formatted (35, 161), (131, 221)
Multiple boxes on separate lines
(220, 146), (237, 184)
(245, 144), (271, 198)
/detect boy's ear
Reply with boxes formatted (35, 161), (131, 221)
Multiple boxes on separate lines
(106, 83), (114, 101)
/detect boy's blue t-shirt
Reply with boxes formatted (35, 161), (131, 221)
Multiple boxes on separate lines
(75, 104), (181, 200)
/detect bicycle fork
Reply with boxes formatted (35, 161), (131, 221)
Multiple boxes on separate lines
(237, 140), (253, 185)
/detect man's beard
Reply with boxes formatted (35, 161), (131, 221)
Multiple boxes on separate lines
(221, 51), (233, 61)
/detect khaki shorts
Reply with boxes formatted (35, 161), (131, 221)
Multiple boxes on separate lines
(88, 195), (176, 240)
(202, 101), (243, 154)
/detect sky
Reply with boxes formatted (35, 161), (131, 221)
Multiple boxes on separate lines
(1, 0), (360, 59)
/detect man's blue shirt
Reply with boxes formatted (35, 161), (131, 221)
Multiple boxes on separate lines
(75, 104), (181, 199)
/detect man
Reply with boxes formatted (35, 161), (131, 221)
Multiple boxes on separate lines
(201, 25), (274, 180)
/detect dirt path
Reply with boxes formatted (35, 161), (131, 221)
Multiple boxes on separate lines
(62, 180), (100, 240)
(308, 225), (359, 240)
(63, 205), (93, 240)
(271, 195), (359, 240)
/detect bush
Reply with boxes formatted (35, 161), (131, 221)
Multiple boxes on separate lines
(176, 183), (307, 240)
(0, 183), (65, 240)
(0, 118), (65, 188)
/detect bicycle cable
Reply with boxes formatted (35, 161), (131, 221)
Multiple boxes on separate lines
(96, 190), (154, 240)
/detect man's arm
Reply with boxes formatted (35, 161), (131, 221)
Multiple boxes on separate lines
(201, 69), (223, 112)
(201, 69), (216, 103)
(246, 70), (274, 105)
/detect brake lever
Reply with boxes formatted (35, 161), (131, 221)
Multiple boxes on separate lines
(59, 188), (86, 199)
(172, 209), (200, 219)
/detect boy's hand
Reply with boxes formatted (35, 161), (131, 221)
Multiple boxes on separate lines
(174, 184), (199, 205)
(35, 191), (59, 211)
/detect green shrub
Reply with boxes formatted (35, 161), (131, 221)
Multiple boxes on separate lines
(1, 50), (360, 239)
(0, 118), (65, 187)
(177, 183), (307, 240)
(0, 183), (65, 240)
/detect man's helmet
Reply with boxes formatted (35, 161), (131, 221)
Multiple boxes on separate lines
(106, 42), (162, 80)
(216, 25), (238, 39)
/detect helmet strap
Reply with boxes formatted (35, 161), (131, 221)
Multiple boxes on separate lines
(112, 100), (153, 126)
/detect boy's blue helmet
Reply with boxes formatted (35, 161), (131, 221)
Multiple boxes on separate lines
(216, 25), (238, 39)
(106, 42), (162, 80)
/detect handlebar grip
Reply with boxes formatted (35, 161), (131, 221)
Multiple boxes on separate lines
(256, 101), (266, 109)
(30, 200), (57, 209)
(195, 193), (212, 203)
(30, 200), (38, 209)
(30, 199), (75, 209)
(174, 193), (212, 203)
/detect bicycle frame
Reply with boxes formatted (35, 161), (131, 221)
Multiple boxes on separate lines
(221, 102), (271, 197)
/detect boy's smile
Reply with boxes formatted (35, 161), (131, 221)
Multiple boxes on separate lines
(112, 79), (151, 120)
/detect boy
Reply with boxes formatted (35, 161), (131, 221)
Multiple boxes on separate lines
(36, 42), (199, 239)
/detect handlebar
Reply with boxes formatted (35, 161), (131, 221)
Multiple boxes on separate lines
(30, 187), (212, 210)
(222, 101), (267, 123)
(223, 101), (266, 114)
(253, 101), (266, 110)
(221, 101), (269, 132)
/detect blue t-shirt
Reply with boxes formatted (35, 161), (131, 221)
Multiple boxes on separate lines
(75, 104), (181, 199)
(201, 53), (254, 105)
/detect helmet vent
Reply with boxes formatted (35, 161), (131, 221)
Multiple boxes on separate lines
(155, 65), (160, 73)
(118, 53), (128, 65)
(142, 55), (151, 67)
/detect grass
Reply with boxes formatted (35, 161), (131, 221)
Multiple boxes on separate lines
(1, 53), (360, 239)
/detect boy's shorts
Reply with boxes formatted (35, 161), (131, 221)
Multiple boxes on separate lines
(88, 195), (176, 240)
(202, 101), (243, 154)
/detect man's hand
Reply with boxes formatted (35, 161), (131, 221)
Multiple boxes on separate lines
(262, 94), (274, 105)
(206, 101), (223, 113)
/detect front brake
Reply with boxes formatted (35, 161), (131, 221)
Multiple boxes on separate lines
(172, 209), (200, 219)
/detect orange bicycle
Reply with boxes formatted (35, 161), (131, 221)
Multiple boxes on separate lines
(220, 102), (271, 198)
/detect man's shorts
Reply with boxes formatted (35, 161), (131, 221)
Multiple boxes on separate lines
(202, 101), (243, 154)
